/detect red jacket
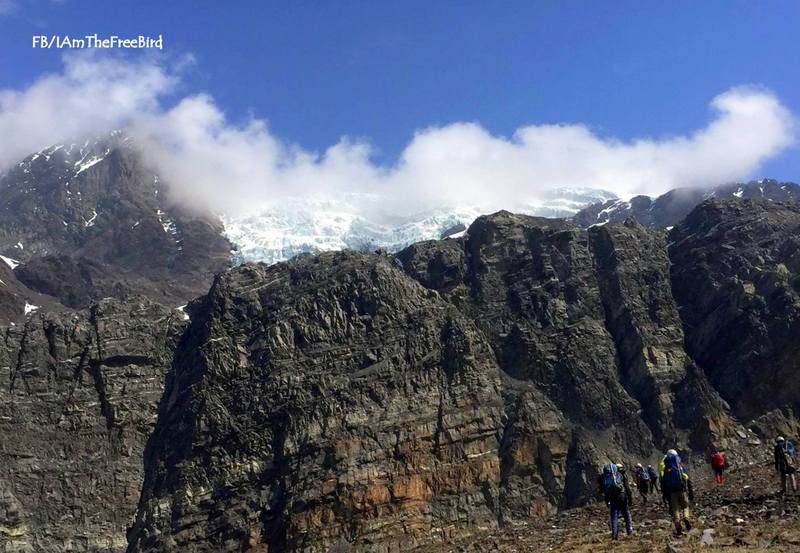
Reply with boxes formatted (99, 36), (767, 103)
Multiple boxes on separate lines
(711, 452), (725, 469)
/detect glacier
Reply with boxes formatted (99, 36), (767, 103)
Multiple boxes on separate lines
(223, 188), (617, 265)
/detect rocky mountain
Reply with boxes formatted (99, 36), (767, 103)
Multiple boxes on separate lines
(0, 297), (186, 552)
(2, 150), (799, 553)
(120, 198), (799, 552)
(572, 179), (800, 229)
(0, 133), (232, 322)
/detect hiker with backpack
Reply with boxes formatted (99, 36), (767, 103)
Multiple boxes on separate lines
(662, 449), (694, 536)
(711, 449), (726, 484)
(647, 464), (659, 494)
(774, 437), (797, 495)
(597, 463), (634, 541)
(658, 454), (670, 510)
(634, 463), (650, 503)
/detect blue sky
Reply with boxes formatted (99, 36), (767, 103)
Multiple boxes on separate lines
(0, 0), (798, 211)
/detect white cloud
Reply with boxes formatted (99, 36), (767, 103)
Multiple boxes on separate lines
(0, 52), (175, 166)
(0, 53), (795, 216)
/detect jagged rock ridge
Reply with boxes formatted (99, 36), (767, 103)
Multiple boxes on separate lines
(572, 179), (800, 229)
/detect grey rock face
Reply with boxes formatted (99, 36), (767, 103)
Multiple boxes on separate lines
(0, 298), (186, 552)
(670, 199), (800, 420)
(397, 212), (728, 515)
(7, 199), (800, 553)
(124, 211), (741, 552)
(128, 252), (505, 552)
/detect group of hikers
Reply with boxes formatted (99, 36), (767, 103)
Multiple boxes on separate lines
(598, 437), (799, 541)
(598, 449), (694, 540)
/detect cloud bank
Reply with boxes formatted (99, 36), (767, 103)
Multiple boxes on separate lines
(0, 52), (795, 215)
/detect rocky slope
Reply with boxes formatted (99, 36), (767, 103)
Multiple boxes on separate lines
(422, 459), (800, 552)
(573, 180), (800, 229)
(0, 133), (232, 322)
(124, 199), (800, 553)
(3, 195), (800, 553)
(0, 297), (186, 552)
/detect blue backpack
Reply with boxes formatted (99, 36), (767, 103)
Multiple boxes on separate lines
(602, 463), (623, 497)
(638, 467), (650, 482)
(662, 453), (685, 492)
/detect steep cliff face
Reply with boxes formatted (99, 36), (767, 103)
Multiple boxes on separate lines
(0, 298), (186, 552)
(124, 210), (754, 552)
(669, 199), (800, 422)
(398, 212), (731, 512)
(588, 220), (731, 448)
(128, 253), (505, 553)
(8, 199), (799, 553)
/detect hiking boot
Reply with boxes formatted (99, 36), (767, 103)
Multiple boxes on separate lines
(684, 519), (692, 531)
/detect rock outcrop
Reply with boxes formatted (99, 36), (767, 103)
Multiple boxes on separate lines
(126, 209), (747, 552)
(588, 220), (731, 449)
(669, 199), (800, 422)
(128, 252), (505, 552)
(0, 298), (186, 552)
(398, 212), (731, 514)
(6, 198), (800, 553)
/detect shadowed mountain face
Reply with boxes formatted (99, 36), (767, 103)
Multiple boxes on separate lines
(1, 145), (800, 553)
(0, 133), (232, 321)
(669, 199), (800, 421)
(124, 201), (800, 553)
(0, 297), (187, 553)
(572, 179), (800, 229)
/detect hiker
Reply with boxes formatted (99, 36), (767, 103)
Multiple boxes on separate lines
(774, 436), (797, 495)
(662, 449), (694, 536)
(634, 463), (650, 503)
(598, 462), (634, 541)
(658, 453), (670, 510)
(647, 464), (659, 494)
(711, 449), (726, 484)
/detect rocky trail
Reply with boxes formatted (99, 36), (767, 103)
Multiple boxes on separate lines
(422, 462), (800, 552)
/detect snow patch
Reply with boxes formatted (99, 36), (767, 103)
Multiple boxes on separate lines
(84, 209), (98, 227)
(24, 302), (39, 315)
(74, 155), (105, 176)
(0, 255), (19, 269)
(177, 305), (190, 321)
(157, 209), (178, 236)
